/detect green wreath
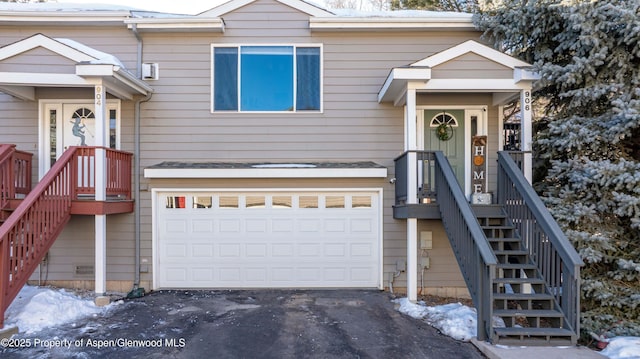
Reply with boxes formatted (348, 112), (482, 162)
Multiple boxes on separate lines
(436, 123), (454, 141)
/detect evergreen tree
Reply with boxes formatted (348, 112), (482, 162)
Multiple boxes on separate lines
(475, 0), (640, 339)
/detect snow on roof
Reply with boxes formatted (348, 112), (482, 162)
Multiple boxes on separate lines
(0, 1), (471, 20)
(0, 2), (140, 12)
(330, 8), (473, 19)
(0, 2), (196, 18)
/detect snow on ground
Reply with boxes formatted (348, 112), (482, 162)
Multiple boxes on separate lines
(4, 287), (640, 359)
(600, 337), (640, 359)
(393, 297), (640, 359)
(4, 285), (119, 334)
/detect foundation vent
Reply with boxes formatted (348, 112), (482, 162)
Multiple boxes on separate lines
(74, 264), (94, 276)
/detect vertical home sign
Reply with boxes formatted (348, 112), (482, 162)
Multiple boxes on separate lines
(472, 136), (487, 194)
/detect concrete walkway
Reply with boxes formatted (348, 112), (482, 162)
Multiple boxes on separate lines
(471, 338), (606, 359)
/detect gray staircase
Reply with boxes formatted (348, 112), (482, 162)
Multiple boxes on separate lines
(475, 206), (575, 346)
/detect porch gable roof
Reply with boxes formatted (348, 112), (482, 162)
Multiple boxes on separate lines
(0, 34), (152, 101)
(378, 40), (539, 105)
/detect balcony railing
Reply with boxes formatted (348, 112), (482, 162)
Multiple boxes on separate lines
(497, 151), (583, 338)
(394, 151), (437, 205)
(73, 147), (132, 200)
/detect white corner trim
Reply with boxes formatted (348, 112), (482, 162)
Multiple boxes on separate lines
(144, 167), (388, 179)
(0, 33), (95, 63)
(411, 40), (531, 69)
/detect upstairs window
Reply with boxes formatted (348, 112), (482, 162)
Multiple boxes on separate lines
(212, 45), (322, 112)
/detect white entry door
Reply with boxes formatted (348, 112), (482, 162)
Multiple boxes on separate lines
(40, 101), (120, 174)
(155, 191), (382, 289)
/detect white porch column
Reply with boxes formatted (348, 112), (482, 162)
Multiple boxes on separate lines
(520, 88), (533, 183)
(405, 87), (418, 302)
(94, 83), (107, 296)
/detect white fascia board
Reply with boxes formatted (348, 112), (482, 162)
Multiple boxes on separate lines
(0, 11), (130, 25)
(125, 18), (224, 32)
(76, 64), (115, 77)
(378, 67), (430, 103)
(411, 40), (531, 69)
(0, 72), (92, 87)
(416, 78), (530, 92)
(113, 67), (153, 94)
(514, 67), (541, 83)
(144, 167), (388, 179)
(76, 64), (152, 96)
(310, 17), (474, 31)
(0, 34), (95, 63)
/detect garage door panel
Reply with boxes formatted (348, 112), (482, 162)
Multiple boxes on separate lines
(156, 191), (380, 288)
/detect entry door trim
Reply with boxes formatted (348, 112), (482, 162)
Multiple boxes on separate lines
(38, 99), (120, 178)
(417, 105), (487, 197)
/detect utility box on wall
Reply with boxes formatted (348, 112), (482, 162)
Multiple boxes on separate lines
(420, 231), (432, 249)
(142, 63), (159, 80)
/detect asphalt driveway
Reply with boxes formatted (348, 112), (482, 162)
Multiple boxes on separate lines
(2, 289), (484, 358)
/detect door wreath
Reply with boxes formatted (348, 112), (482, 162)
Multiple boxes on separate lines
(436, 123), (454, 141)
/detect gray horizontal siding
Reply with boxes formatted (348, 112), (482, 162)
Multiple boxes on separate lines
(4, 0), (503, 291)
(432, 52), (513, 79)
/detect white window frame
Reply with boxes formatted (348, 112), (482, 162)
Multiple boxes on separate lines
(210, 43), (324, 114)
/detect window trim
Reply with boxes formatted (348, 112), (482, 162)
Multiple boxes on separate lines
(211, 43), (324, 114)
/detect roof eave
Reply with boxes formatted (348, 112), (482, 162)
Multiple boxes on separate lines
(0, 11), (132, 26)
(125, 18), (225, 32)
(310, 17), (476, 31)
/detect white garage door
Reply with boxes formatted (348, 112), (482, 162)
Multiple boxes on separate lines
(155, 191), (381, 289)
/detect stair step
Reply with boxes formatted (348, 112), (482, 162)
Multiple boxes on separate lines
(494, 309), (564, 318)
(493, 327), (576, 346)
(497, 263), (537, 270)
(494, 277), (546, 285)
(488, 237), (521, 243)
(494, 249), (528, 255)
(494, 293), (553, 301)
(482, 225), (515, 230)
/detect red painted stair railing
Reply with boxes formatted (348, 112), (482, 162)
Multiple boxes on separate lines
(0, 144), (32, 212)
(0, 146), (132, 327)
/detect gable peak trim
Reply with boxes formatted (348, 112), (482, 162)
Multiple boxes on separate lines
(200, 0), (333, 18)
(411, 40), (531, 69)
(0, 33), (95, 63)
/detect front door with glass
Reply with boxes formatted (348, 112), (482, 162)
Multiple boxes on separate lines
(41, 101), (119, 174)
(424, 109), (465, 186)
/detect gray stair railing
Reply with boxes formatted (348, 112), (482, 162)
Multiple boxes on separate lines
(433, 151), (498, 341)
(497, 151), (584, 341)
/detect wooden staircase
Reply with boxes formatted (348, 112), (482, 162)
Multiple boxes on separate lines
(475, 206), (576, 345)
(0, 145), (133, 328)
